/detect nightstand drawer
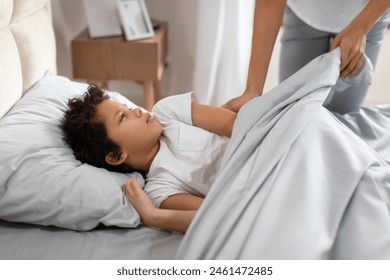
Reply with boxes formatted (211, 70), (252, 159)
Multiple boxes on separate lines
(71, 22), (167, 82)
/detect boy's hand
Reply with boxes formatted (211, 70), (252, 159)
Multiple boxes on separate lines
(123, 178), (157, 226)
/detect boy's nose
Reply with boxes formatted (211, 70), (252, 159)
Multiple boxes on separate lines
(136, 108), (142, 117)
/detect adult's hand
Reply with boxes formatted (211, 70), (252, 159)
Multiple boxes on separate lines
(330, 23), (367, 78)
(221, 92), (258, 112)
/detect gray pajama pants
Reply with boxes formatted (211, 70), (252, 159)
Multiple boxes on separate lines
(279, 7), (390, 114)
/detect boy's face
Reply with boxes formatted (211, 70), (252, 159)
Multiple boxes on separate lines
(96, 99), (162, 169)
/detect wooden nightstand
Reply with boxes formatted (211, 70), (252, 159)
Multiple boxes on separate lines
(71, 22), (168, 111)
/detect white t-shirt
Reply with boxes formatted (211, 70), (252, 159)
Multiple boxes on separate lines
(144, 92), (229, 207)
(287, 0), (370, 33)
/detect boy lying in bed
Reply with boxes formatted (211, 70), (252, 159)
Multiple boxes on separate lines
(62, 84), (243, 233)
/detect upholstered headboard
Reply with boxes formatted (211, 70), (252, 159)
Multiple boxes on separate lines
(0, 0), (56, 118)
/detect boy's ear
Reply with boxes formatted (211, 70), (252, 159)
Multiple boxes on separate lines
(105, 152), (127, 166)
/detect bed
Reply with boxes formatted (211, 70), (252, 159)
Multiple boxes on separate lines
(1, 0), (390, 260)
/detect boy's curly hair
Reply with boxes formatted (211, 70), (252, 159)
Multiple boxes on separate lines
(62, 84), (134, 173)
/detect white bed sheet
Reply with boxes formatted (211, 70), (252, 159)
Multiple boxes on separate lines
(0, 219), (182, 260)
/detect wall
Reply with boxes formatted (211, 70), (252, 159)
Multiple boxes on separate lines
(367, 30), (390, 104)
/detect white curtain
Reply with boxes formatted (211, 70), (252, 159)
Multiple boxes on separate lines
(193, 0), (255, 106)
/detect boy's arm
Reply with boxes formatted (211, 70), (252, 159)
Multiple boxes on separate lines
(191, 103), (237, 138)
(124, 179), (196, 233)
(160, 193), (203, 210)
(150, 209), (196, 233)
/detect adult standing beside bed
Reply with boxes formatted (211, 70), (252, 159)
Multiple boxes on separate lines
(223, 0), (390, 114)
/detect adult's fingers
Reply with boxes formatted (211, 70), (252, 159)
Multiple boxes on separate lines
(341, 52), (363, 78)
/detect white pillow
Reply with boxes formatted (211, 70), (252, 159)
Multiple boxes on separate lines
(0, 74), (144, 230)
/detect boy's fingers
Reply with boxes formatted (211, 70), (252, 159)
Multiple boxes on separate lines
(123, 178), (143, 200)
(124, 178), (137, 188)
(129, 178), (139, 187)
(123, 179), (136, 196)
(124, 183), (134, 194)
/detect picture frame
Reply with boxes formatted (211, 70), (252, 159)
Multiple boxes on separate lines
(83, 0), (123, 38)
(116, 0), (155, 41)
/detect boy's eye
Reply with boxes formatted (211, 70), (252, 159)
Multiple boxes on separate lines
(119, 113), (125, 122)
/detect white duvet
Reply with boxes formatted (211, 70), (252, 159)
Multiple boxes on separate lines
(176, 48), (390, 259)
